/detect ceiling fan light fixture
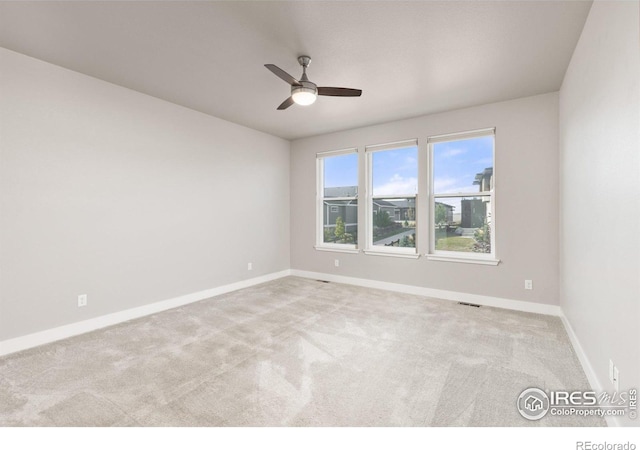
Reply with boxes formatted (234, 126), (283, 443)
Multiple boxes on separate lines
(291, 86), (317, 106)
(265, 56), (361, 110)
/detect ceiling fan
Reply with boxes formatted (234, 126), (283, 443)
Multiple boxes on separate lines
(265, 56), (362, 110)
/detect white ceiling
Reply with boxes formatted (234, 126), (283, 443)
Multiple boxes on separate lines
(0, 1), (592, 140)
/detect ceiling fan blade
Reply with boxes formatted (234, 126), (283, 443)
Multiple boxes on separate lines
(318, 87), (362, 97)
(265, 64), (300, 86)
(277, 96), (295, 110)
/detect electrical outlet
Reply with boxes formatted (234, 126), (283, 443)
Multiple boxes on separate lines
(334, 259), (340, 267)
(613, 366), (620, 391)
(77, 294), (87, 308)
(247, 262), (252, 271)
(524, 280), (533, 290)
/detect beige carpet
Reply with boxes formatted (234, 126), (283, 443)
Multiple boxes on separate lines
(0, 276), (604, 426)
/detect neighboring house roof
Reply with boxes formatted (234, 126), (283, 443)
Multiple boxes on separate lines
(373, 199), (399, 208)
(324, 186), (358, 197)
(324, 190), (451, 211)
(386, 200), (415, 208)
(473, 167), (493, 188)
(435, 201), (455, 211)
(373, 199), (417, 208)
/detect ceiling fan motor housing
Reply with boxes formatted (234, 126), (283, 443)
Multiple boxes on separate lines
(291, 56), (317, 104)
(292, 80), (318, 96)
(297, 55), (312, 68)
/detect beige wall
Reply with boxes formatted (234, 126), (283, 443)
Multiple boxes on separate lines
(0, 48), (290, 341)
(290, 92), (560, 306)
(559, 0), (640, 425)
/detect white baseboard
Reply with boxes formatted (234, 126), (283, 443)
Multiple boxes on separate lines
(560, 314), (619, 427)
(0, 269), (292, 357)
(560, 315), (603, 392)
(290, 269), (562, 316)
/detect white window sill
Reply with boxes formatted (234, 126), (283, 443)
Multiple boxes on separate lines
(363, 250), (420, 259)
(426, 254), (500, 266)
(315, 246), (359, 254)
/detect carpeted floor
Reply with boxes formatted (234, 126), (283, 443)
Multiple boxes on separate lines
(0, 276), (604, 426)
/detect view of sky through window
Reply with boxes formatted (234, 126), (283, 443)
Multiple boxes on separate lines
(372, 146), (418, 196)
(433, 136), (493, 194)
(323, 153), (358, 188)
(323, 137), (492, 200)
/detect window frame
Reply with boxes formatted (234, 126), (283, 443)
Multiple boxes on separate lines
(364, 139), (419, 258)
(315, 148), (359, 253)
(427, 128), (499, 265)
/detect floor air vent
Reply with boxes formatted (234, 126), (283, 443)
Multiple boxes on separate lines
(458, 302), (481, 308)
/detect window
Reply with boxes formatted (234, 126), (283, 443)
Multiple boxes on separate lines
(316, 149), (358, 251)
(365, 140), (418, 257)
(428, 128), (497, 263)
(314, 130), (497, 264)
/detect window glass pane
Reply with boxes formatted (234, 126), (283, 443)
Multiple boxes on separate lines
(323, 153), (358, 198)
(371, 197), (416, 248)
(372, 146), (418, 196)
(434, 196), (491, 253)
(433, 136), (493, 194)
(322, 200), (358, 244)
